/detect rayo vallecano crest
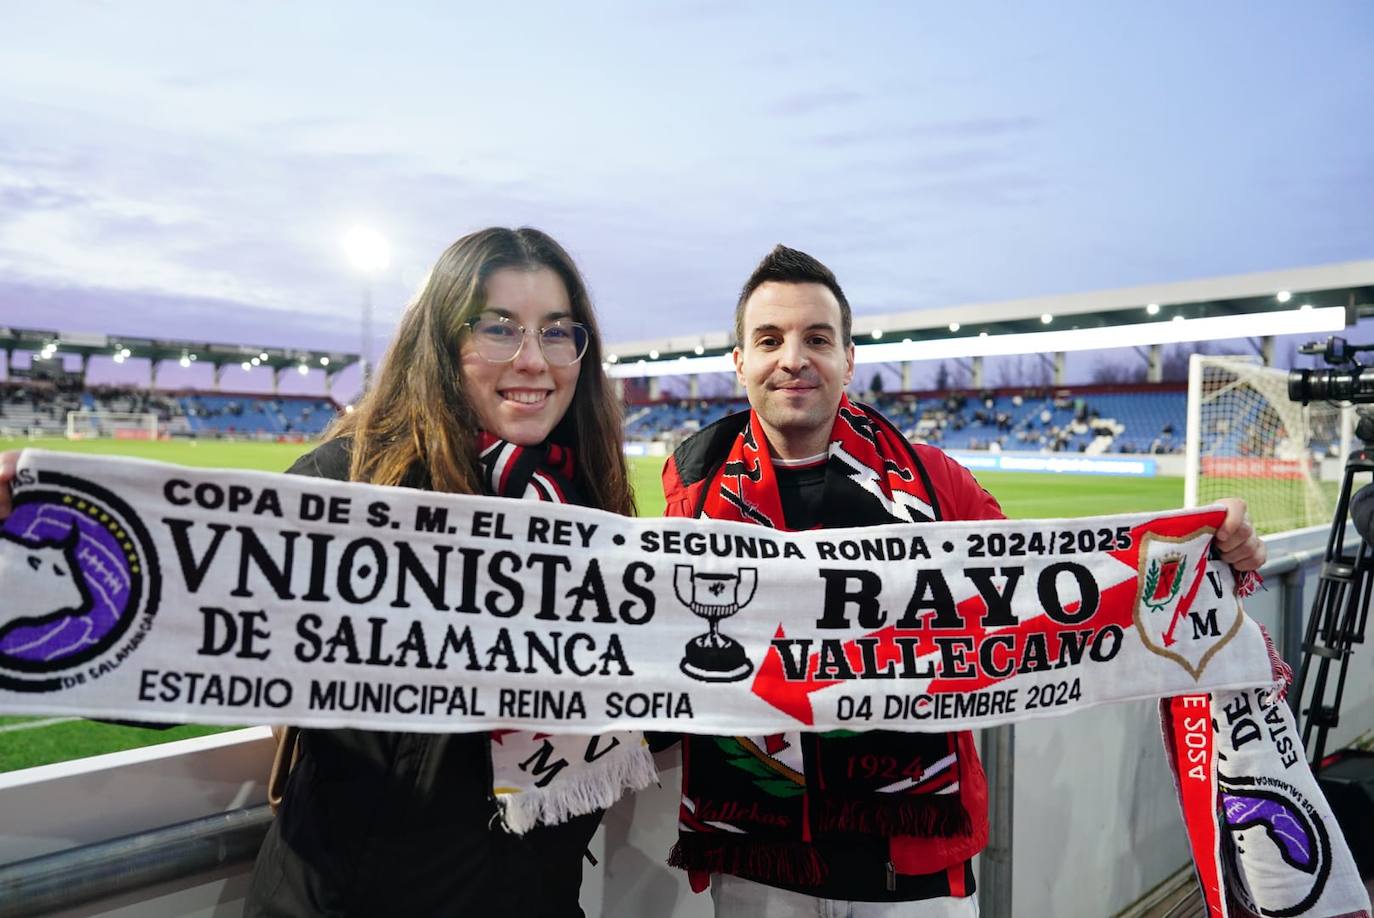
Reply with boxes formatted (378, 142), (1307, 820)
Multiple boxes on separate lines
(675, 565), (757, 682)
(1133, 529), (1242, 680)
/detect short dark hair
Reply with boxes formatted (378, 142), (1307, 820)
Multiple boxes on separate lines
(734, 244), (852, 346)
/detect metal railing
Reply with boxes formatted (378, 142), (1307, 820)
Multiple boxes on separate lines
(0, 805), (271, 917)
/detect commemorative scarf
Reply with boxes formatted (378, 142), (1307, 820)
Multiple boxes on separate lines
(1162, 642), (1371, 918)
(670, 395), (983, 887)
(4, 446), (1369, 914)
(476, 435), (657, 834)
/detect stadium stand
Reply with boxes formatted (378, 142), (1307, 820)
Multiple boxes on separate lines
(0, 379), (1203, 455)
(180, 394), (336, 436)
(625, 383), (1190, 456)
(0, 381), (338, 439)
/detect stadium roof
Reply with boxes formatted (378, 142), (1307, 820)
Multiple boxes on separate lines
(604, 259), (1374, 377)
(0, 327), (358, 378)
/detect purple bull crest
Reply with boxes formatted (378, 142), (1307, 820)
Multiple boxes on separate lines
(0, 474), (157, 691)
(1219, 777), (1331, 917)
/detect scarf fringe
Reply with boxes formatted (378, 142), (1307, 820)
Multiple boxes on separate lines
(1234, 568), (1262, 599)
(668, 833), (828, 887)
(1256, 622), (1293, 705)
(815, 794), (971, 837)
(496, 740), (658, 835)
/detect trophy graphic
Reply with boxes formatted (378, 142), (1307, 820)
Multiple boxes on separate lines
(675, 564), (758, 682)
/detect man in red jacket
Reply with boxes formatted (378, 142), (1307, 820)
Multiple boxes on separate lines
(660, 245), (1266, 916)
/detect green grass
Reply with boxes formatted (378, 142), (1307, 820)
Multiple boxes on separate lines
(0, 438), (1182, 773)
(1195, 477), (1339, 534)
(971, 470), (1182, 519)
(0, 720), (231, 772)
(630, 453), (669, 515)
(1, 437), (315, 472)
(626, 456), (1183, 520)
(2, 440), (1186, 521)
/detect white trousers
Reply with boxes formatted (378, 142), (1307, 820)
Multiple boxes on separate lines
(709, 873), (981, 918)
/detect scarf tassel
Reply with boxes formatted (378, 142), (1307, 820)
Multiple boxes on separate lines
(1234, 569), (1262, 599)
(496, 741), (658, 835)
(668, 834), (828, 887)
(816, 794), (971, 837)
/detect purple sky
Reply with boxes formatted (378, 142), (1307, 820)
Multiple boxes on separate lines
(1, 2), (1371, 398)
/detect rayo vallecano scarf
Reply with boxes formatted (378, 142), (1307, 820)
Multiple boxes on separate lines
(476, 435), (656, 833)
(1, 449), (1369, 914)
(701, 394), (940, 529)
(672, 397), (980, 886)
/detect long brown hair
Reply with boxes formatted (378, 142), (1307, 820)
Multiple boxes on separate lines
(330, 227), (634, 516)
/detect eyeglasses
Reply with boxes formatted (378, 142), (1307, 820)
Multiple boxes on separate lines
(463, 312), (590, 367)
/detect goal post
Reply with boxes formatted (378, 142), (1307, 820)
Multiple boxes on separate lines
(1184, 354), (1349, 533)
(66, 411), (159, 441)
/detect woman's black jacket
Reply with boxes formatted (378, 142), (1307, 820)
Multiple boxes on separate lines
(244, 439), (601, 917)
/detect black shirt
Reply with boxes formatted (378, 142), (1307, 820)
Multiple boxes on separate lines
(766, 462), (975, 903)
(776, 463), (826, 531)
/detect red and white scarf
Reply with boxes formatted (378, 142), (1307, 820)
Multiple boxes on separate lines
(701, 394), (937, 529)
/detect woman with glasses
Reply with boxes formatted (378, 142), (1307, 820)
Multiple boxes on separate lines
(244, 227), (636, 917)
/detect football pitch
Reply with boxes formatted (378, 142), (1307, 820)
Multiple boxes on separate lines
(0, 437), (1182, 772)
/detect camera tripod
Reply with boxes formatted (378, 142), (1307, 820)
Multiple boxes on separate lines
(1292, 417), (1374, 768)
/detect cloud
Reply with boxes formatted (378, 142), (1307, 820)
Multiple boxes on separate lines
(810, 115), (1041, 149)
(763, 88), (866, 117)
(156, 68), (248, 91)
(0, 177), (87, 212)
(0, 278), (363, 354)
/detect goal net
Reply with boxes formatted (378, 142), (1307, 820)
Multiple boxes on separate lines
(66, 411), (159, 441)
(1184, 355), (1350, 533)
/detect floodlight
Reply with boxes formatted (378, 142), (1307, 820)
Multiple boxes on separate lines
(979, 331), (988, 338)
(1146, 303), (1160, 315)
(607, 354), (619, 363)
(694, 344), (705, 355)
(120, 348), (131, 358)
(604, 353), (731, 378)
(259, 352), (269, 361)
(1040, 314), (1053, 324)
(251, 357), (261, 366)
(649, 350), (660, 359)
(841, 306), (1344, 369)
(113, 353), (125, 364)
(241, 362), (251, 371)
(871, 329), (883, 340)
(1277, 291), (1292, 303)
(298, 364), (309, 375)
(179, 356), (191, 368)
(1300, 303), (1313, 311)
(343, 226), (390, 273)
(949, 322), (960, 332)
